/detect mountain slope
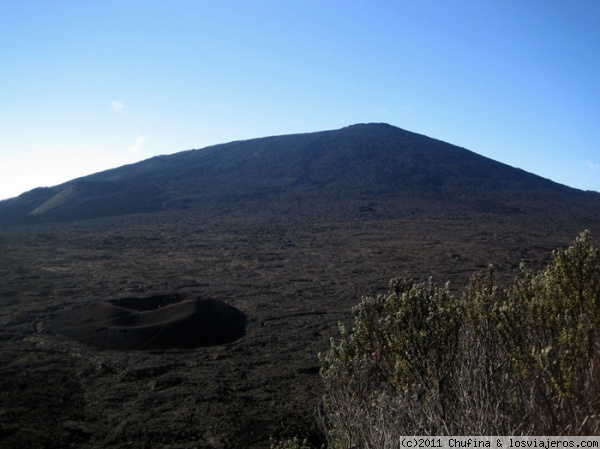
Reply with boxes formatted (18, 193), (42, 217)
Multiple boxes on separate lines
(1, 123), (598, 225)
(2, 123), (600, 449)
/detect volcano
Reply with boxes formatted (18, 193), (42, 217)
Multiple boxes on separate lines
(2, 124), (599, 449)
(1, 123), (598, 226)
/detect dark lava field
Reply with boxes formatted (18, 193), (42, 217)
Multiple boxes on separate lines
(1, 124), (599, 448)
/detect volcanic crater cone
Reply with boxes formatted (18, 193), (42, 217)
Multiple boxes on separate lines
(51, 293), (247, 350)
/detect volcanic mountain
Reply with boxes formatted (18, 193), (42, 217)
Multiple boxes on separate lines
(3, 124), (600, 449)
(2, 123), (599, 226)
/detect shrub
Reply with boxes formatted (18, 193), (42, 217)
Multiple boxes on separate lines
(319, 278), (462, 446)
(319, 231), (600, 447)
(499, 230), (600, 433)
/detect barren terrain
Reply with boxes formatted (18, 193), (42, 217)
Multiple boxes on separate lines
(2, 209), (596, 448)
(1, 125), (599, 448)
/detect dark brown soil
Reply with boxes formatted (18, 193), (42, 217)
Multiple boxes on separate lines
(1, 207), (597, 448)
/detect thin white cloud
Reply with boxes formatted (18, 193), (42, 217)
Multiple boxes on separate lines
(587, 161), (600, 170)
(128, 135), (146, 154)
(112, 100), (124, 112)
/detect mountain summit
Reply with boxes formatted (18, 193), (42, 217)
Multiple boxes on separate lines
(2, 124), (600, 449)
(1, 123), (598, 225)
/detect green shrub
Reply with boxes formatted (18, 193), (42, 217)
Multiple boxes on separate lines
(319, 231), (600, 447)
(319, 278), (464, 446)
(499, 230), (600, 433)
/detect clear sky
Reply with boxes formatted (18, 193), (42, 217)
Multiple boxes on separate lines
(1, 1), (599, 200)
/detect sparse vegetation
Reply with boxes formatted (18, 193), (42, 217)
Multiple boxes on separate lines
(269, 436), (313, 449)
(319, 231), (600, 448)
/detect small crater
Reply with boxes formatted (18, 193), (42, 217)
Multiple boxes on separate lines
(51, 292), (247, 350)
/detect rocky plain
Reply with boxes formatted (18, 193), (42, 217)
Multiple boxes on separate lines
(1, 124), (599, 448)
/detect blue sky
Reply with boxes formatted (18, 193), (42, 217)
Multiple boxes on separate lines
(1, 1), (599, 200)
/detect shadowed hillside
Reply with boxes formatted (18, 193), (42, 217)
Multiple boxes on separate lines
(1, 124), (600, 449)
(2, 123), (598, 226)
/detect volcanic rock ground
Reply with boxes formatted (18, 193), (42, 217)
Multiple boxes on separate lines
(1, 121), (599, 449)
(1, 206), (596, 449)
